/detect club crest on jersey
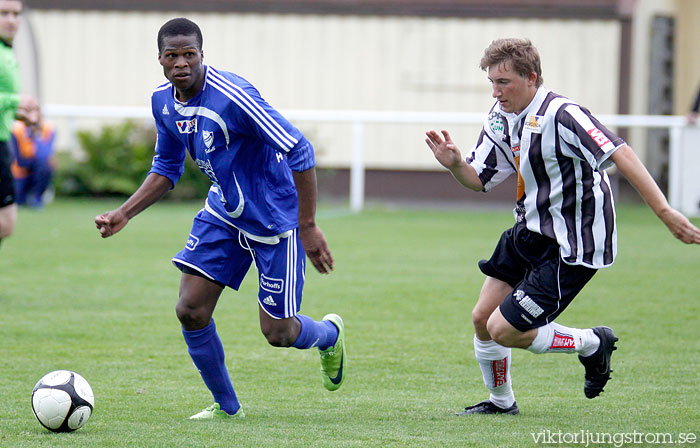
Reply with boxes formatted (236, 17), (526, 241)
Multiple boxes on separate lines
(524, 115), (543, 133)
(488, 111), (505, 136)
(260, 274), (283, 294)
(587, 128), (612, 149)
(203, 130), (216, 153)
(176, 118), (197, 134)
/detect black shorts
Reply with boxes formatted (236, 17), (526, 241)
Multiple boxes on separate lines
(0, 140), (16, 207)
(478, 221), (597, 331)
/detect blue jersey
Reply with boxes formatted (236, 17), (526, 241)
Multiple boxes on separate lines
(149, 66), (315, 243)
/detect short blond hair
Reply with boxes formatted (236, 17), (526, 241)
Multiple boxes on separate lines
(479, 38), (543, 87)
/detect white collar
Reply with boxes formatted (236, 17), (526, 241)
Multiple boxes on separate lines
(498, 85), (550, 121)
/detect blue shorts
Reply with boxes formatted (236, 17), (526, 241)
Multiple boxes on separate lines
(172, 209), (305, 320)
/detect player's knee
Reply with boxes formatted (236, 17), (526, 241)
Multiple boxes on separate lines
(0, 225), (12, 239)
(175, 301), (210, 330)
(486, 317), (515, 347)
(262, 329), (295, 347)
(471, 307), (491, 333)
(488, 327), (508, 346)
(260, 324), (295, 347)
(0, 207), (17, 239)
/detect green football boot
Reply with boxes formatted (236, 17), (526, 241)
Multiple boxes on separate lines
(319, 314), (346, 391)
(189, 403), (245, 420)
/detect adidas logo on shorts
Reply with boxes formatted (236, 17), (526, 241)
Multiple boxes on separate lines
(262, 296), (277, 306)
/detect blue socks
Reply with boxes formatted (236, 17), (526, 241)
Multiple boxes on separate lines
(182, 315), (337, 414)
(292, 314), (339, 350)
(182, 320), (240, 415)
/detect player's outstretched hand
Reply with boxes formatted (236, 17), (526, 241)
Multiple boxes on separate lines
(425, 129), (463, 170)
(660, 208), (700, 244)
(299, 224), (334, 274)
(94, 209), (129, 238)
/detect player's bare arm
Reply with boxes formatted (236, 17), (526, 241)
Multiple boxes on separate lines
(95, 172), (172, 238)
(425, 129), (484, 192)
(293, 167), (334, 274)
(611, 144), (700, 244)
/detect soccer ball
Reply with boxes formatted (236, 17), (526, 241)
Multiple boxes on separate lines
(31, 370), (94, 432)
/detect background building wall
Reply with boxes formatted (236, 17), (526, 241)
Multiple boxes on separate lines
(676, 0), (700, 115)
(624, 0), (700, 175)
(23, 9), (621, 170)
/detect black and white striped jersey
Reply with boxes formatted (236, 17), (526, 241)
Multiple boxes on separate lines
(467, 87), (625, 269)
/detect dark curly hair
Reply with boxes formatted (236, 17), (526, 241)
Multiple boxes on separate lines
(157, 18), (203, 53)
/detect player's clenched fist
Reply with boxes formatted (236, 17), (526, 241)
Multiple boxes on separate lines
(94, 209), (128, 238)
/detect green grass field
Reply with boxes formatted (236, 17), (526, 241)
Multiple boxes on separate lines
(0, 198), (698, 447)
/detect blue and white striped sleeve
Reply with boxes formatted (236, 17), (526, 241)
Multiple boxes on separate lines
(236, 86), (314, 171)
(284, 136), (315, 172)
(207, 69), (315, 172)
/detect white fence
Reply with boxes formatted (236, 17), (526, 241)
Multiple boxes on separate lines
(43, 105), (699, 217)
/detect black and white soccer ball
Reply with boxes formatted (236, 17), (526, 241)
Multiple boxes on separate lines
(31, 370), (94, 432)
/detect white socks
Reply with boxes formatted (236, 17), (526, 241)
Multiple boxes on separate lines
(527, 322), (600, 357)
(474, 336), (515, 409)
(472, 324), (600, 409)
